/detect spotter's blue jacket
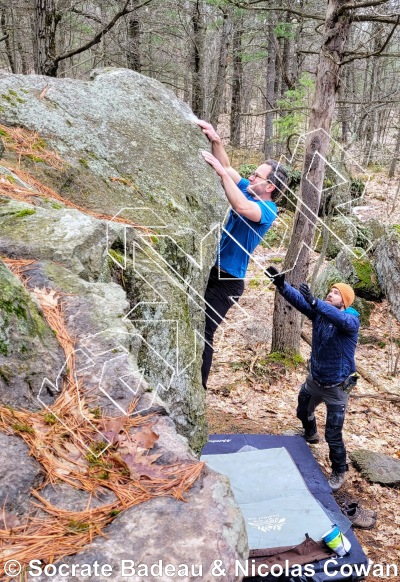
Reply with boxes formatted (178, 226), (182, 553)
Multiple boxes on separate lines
(279, 283), (360, 385)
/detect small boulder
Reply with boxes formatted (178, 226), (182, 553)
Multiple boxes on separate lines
(350, 449), (400, 486)
(375, 227), (400, 320)
(315, 216), (358, 259)
(336, 247), (383, 300)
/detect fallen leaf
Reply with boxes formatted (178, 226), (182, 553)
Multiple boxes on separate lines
(33, 287), (59, 308)
(130, 424), (159, 450)
(121, 446), (163, 480)
(0, 512), (22, 530)
(100, 416), (127, 445)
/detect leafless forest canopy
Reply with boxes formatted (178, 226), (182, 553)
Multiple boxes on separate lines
(0, 0), (399, 170)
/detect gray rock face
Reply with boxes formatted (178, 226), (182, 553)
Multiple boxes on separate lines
(0, 432), (44, 515)
(375, 229), (400, 320)
(315, 216), (358, 259)
(335, 247), (382, 301)
(30, 467), (247, 582)
(315, 246), (383, 302)
(350, 449), (400, 486)
(0, 200), (109, 281)
(0, 259), (66, 410)
(0, 69), (224, 226)
(0, 68), (229, 448)
(0, 70), (247, 577)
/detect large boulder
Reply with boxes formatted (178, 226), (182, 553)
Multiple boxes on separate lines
(375, 227), (400, 321)
(0, 68), (228, 448)
(0, 70), (247, 578)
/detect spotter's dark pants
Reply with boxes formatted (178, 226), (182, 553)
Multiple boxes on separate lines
(297, 375), (349, 473)
(201, 267), (244, 389)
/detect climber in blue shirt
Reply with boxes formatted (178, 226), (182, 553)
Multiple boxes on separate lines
(196, 120), (289, 390)
(266, 266), (360, 493)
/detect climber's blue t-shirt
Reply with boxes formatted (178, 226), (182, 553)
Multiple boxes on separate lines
(217, 178), (277, 278)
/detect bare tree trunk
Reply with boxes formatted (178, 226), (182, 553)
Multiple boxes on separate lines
(17, 35), (29, 74)
(264, 17), (277, 158)
(292, 1), (304, 86)
(339, 65), (349, 146)
(281, 11), (292, 95)
(271, 0), (352, 354)
(126, 0), (141, 72)
(389, 117), (400, 178)
(230, 18), (243, 147)
(33, 0), (60, 76)
(1, 8), (16, 73)
(191, 0), (205, 118)
(209, 8), (230, 127)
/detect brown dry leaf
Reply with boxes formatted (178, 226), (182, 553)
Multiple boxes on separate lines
(46, 441), (87, 475)
(121, 446), (163, 480)
(0, 512), (22, 530)
(32, 287), (58, 308)
(99, 416), (127, 445)
(62, 440), (86, 464)
(130, 424), (159, 450)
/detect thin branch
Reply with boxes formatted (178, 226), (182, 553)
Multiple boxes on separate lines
(227, 1), (399, 24)
(70, 8), (102, 24)
(343, 52), (400, 59)
(339, 0), (395, 12)
(239, 106), (310, 116)
(355, 14), (400, 23)
(226, 1), (325, 21)
(337, 99), (400, 104)
(341, 15), (400, 64)
(55, 0), (154, 66)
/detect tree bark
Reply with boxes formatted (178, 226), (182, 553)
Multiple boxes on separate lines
(264, 17), (277, 158)
(126, 0), (141, 72)
(33, 0), (60, 76)
(230, 17), (243, 147)
(209, 8), (231, 128)
(271, 0), (352, 354)
(389, 117), (400, 178)
(191, 0), (205, 118)
(1, 8), (16, 73)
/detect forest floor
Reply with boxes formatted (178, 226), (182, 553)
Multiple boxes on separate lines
(205, 175), (400, 580)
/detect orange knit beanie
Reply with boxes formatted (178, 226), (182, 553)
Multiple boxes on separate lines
(332, 283), (355, 309)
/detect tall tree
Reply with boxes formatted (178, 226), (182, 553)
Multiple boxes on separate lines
(389, 115), (400, 178)
(209, 7), (231, 127)
(126, 0), (141, 71)
(191, 0), (205, 117)
(271, 0), (353, 354)
(32, 0), (60, 76)
(31, 0), (152, 77)
(263, 15), (277, 158)
(230, 14), (244, 146)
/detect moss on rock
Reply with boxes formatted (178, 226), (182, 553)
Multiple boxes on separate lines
(336, 247), (383, 300)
